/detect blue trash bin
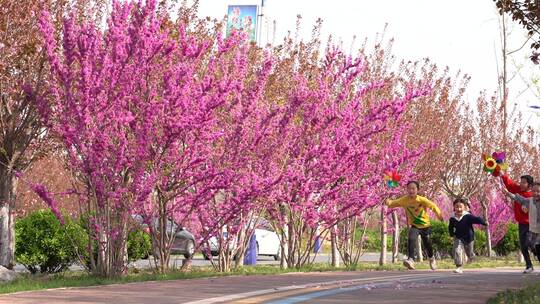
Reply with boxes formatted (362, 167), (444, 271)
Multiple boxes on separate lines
(243, 233), (257, 265)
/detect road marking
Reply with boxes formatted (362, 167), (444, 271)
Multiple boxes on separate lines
(264, 274), (451, 304)
(264, 270), (528, 304)
(183, 272), (447, 304)
(233, 273), (448, 303)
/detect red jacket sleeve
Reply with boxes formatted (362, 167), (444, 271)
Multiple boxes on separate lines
(522, 190), (533, 198)
(501, 175), (520, 194)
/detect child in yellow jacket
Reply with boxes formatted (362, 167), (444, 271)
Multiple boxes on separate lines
(386, 181), (443, 270)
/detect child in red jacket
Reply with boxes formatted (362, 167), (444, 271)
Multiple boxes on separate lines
(500, 174), (534, 273)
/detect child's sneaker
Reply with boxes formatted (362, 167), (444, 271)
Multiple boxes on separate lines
(523, 267), (534, 274)
(403, 258), (415, 270)
(453, 267), (463, 274)
(429, 257), (437, 270)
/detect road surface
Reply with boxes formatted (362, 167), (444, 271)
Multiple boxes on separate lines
(2, 268), (538, 303)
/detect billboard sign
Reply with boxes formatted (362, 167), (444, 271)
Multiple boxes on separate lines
(226, 5), (258, 42)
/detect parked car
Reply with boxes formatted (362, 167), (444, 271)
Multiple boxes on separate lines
(131, 215), (195, 259)
(169, 228), (196, 259)
(204, 224), (281, 261)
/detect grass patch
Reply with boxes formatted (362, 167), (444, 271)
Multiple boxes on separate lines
(0, 256), (524, 295)
(345, 256), (523, 271)
(487, 282), (540, 304)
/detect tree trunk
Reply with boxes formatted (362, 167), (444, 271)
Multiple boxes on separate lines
(331, 225), (339, 267)
(391, 211), (399, 263)
(485, 224), (493, 257)
(280, 228), (288, 269)
(122, 232), (129, 273)
(97, 228), (109, 275)
(417, 237), (423, 261)
(341, 219), (352, 266)
(0, 171), (16, 269)
(379, 205), (387, 265)
(235, 228), (246, 268)
(287, 220), (296, 268)
(92, 203), (130, 277)
(482, 204), (494, 257)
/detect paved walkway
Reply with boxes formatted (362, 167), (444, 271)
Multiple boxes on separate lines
(1, 268), (538, 303)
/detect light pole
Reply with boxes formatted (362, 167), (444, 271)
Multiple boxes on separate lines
(256, 0), (266, 46)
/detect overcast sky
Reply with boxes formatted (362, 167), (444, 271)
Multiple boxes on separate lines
(195, 0), (540, 129)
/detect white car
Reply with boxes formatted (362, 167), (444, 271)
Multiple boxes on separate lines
(205, 228), (281, 261)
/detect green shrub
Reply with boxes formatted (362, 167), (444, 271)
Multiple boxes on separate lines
(428, 221), (453, 258)
(353, 227), (396, 252)
(76, 212), (97, 268)
(15, 210), (87, 274)
(473, 229), (488, 256)
(398, 221), (452, 259)
(127, 229), (152, 261)
(398, 221), (489, 259)
(78, 213), (152, 265)
(494, 223), (519, 256)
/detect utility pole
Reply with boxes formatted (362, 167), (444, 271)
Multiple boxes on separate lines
(256, 0), (266, 47)
(501, 3), (508, 148)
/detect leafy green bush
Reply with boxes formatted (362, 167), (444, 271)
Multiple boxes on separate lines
(473, 229), (488, 256)
(15, 210), (87, 274)
(398, 221), (488, 259)
(77, 212), (152, 266)
(398, 227), (407, 254)
(127, 230), (152, 261)
(494, 223), (519, 256)
(428, 220), (453, 258)
(353, 227), (396, 252)
(76, 212), (97, 268)
(78, 213), (152, 265)
(398, 222), (451, 258)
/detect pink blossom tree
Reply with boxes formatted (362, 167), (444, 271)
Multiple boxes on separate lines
(37, 0), (282, 274)
(37, 0), (160, 275)
(261, 43), (431, 268)
(469, 184), (513, 248)
(31, 0), (527, 276)
(35, 0), (270, 275)
(0, 0), (105, 269)
(125, 17), (276, 272)
(177, 46), (280, 272)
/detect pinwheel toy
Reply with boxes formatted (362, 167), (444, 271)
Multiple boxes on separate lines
(383, 171), (401, 188)
(482, 151), (508, 177)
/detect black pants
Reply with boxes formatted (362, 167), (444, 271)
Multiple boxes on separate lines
(519, 223), (534, 268)
(535, 244), (540, 264)
(408, 226), (434, 260)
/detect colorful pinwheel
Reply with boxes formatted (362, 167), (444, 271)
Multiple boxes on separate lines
(383, 171), (401, 188)
(482, 151), (508, 177)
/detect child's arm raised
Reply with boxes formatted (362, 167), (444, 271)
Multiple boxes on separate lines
(385, 196), (407, 208)
(500, 175), (520, 194)
(501, 186), (515, 199)
(469, 215), (487, 226)
(497, 179), (513, 207)
(508, 192), (530, 208)
(420, 197), (444, 221)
